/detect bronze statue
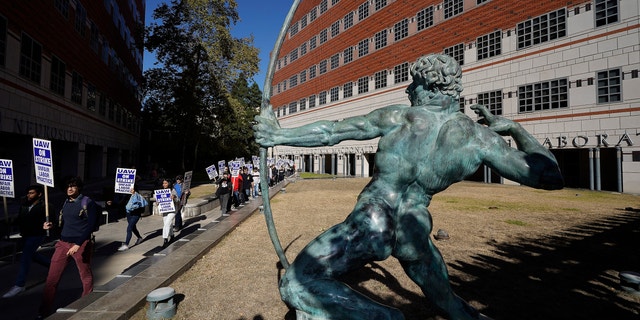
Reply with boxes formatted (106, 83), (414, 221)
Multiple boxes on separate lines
(254, 54), (563, 319)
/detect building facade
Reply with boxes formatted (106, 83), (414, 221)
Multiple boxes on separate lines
(270, 0), (640, 194)
(0, 0), (144, 194)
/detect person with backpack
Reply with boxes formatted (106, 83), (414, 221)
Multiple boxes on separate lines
(39, 176), (98, 318)
(117, 185), (147, 251)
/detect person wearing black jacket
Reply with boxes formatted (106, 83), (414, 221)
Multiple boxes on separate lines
(2, 185), (50, 298)
(216, 172), (232, 216)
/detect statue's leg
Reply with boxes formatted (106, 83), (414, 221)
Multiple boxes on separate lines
(398, 238), (482, 320)
(280, 200), (404, 320)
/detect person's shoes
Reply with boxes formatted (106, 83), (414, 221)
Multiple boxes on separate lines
(135, 238), (143, 246)
(117, 244), (129, 251)
(162, 238), (168, 248)
(230, 208), (238, 211)
(222, 213), (230, 216)
(2, 286), (25, 298)
(239, 204), (245, 207)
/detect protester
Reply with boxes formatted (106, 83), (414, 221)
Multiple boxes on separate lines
(241, 167), (253, 202)
(251, 168), (261, 198)
(216, 172), (232, 216)
(159, 178), (179, 248)
(173, 175), (189, 232)
(39, 176), (98, 317)
(117, 186), (146, 251)
(2, 185), (50, 298)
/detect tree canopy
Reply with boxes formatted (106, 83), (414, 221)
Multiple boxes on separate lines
(142, 0), (261, 174)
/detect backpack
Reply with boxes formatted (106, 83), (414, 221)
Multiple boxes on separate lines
(59, 196), (100, 232)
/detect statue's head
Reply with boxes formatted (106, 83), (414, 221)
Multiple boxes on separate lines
(407, 54), (463, 106)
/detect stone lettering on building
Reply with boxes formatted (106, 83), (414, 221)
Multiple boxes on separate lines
(542, 131), (636, 149)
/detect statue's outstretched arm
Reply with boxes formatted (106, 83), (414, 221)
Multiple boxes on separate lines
(254, 106), (399, 147)
(471, 105), (564, 190)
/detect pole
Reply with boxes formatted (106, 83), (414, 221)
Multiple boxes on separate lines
(44, 185), (50, 237)
(2, 197), (8, 240)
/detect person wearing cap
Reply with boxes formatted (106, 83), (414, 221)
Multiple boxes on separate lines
(2, 185), (50, 298)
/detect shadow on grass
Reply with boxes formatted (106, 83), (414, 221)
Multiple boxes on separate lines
(272, 209), (640, 320)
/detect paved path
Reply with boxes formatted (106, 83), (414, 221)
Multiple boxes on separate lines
(0, 181), (287, 320)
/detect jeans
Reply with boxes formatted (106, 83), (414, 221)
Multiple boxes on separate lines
(40, 239), (93, 316)
(125, 213), (142, 245)
(253, 183), (260, 197)
(15, 235), (50, 287)
(219, 193), (229, 214)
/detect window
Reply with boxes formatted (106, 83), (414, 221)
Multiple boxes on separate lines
(358, 76), (369, 94)
(332, 0), (340, 5)
(517, 9), (566, 49)
(300, 15), (308, 29)
(477, 90), (503, 115)
(99, 93), (106, 116)
(319, 60), (327, 74)
(309, 36), (317, 50)
(320, 0), (328, 14)
(289, 74), (298, 87)
(477, 31), (501, 60)
(444, 43), (464, 66)
(394, 19), (409, 41)
(310, 7), (317, 21)
(290, 48), (298, 61)
(358, 2), (369, 21)
(344, 12), (354, 30)
(444, 0), (464, 19)
(477, 0), (490, 3)
(518, 78), (568, 112)
(50, 56), (66, 96)
(595, 0), (618, 27)
(75, 3), (87, 36)
(417, 7), (434, 31)
(331, 21), (340, 37)
(358, 39), (369, 57)
(19, 33), (42, 84)
(343, 47), (353, 64)
(300, 42), (307, 56)
(375, 0), (387, 11)
(290, 22), (299, 36)
(289, 102), (297, 114)
(597, 69), (621, 103)
(309, 95), (317, 108)
(299, 98), (307, 111)
(55, 0), (69, 18)
(343, 82), (353, 98)
(320, 29), (328, 44)
(375, 30), (387, 50)
(309, 65), (317, 79)
(0, 16), (5, 67)
(375, 70), (387, 89)
(90, 21), (99, 53)
(330, 87), (339, 102)
(319, 91), (327, 105)
(276, 107), (280, 118)
(394, 62), (409, 83)
(300, 70), (307, 83)
(459, 97), (465, 113)
(71, 71), (83, 104)
(87, 84), (96, 111)
(331, 54), (340, 69)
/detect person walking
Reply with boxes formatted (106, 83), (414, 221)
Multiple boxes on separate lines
(39, 176), (98, 317)
(159, 178), (178, 248)
(2, 185), (50, 298)
(251, 168), (261, 198)
(216, 172), (232, 216)
(117, 186), (146, 251)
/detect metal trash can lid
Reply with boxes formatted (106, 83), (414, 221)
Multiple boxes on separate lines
(147, 287), (175, 302)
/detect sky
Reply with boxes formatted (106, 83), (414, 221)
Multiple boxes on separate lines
(143, 0), (294, 89)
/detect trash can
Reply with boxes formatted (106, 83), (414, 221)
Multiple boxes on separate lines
(146, 287), (176, 319)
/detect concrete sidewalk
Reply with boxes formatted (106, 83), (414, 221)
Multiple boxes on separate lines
(0, 181), (288, 320)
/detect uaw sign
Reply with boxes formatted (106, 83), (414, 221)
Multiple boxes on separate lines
(154, 188), (176, 214)
(0, 159), (15, 198)
(33, 138), (54, 187)
(115, 168), (136, 194)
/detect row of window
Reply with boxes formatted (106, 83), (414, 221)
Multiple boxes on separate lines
(0, 15), (141, 134)
(276, 68), (628, 118)
(276, 1), (619, 99)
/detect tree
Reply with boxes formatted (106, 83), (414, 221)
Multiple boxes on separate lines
(143, 0), (260, 174)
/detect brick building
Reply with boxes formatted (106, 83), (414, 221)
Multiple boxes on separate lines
(270, 0), (640, 193)
(0, 0), (144, 194)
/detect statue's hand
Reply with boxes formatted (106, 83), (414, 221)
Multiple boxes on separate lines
(470, 104), (515, 136)
(253, 106), (281, 147)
